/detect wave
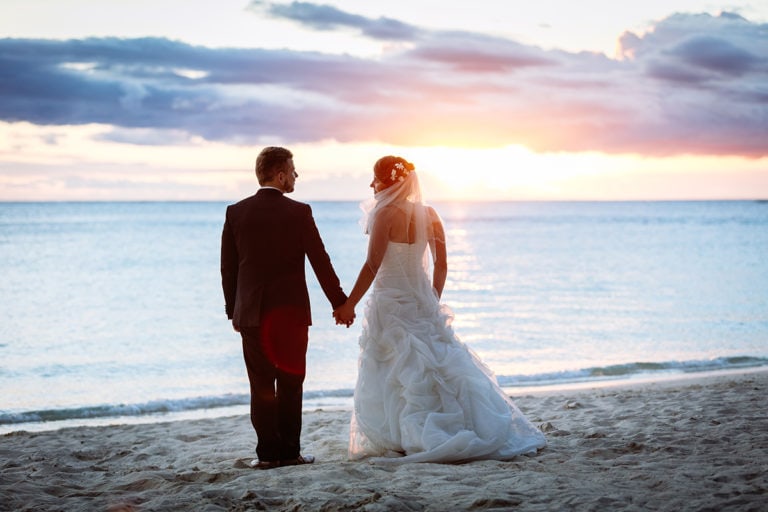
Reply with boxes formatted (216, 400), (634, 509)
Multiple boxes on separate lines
(0, 389), (354, 427)
(0, 394), (250, 426)
(496, 356), (768, 388)
(2, 356), (766, 427)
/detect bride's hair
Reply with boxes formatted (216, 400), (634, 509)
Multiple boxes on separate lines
(374, 156), (416, 187)
(362, 156), (421, 235)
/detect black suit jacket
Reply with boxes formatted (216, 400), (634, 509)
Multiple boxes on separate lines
(220, 188), (346, 329)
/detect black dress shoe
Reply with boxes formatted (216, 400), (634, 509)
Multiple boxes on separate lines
(280, 454), (315, 467)
(249, 459), (280, 470)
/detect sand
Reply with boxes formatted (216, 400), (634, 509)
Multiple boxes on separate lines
(1, 369), (766, 511)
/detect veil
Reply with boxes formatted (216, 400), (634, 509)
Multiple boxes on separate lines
(360, 168), (425, 235)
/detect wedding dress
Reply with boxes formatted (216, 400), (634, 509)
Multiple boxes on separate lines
(349, 236), (547, 463)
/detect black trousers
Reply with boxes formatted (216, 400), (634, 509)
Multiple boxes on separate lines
(240, 319), (308, 462)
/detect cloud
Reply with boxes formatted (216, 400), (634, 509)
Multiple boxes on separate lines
(255, 1), (421, 41)
(0, 7), (766, 156)
(620, 12), (766, 77)
(670, 36), (760, 75)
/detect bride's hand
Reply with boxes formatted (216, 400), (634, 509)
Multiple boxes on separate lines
(333, 302), (356, 328)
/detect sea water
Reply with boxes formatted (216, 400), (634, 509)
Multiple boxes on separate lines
(1, 200), (766, 433)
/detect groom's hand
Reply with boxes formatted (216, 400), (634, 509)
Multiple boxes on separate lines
(333, 305), (355, 328)
(333, 310), (352, 327)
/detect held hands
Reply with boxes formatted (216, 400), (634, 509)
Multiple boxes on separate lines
(333, 301), (356, 328)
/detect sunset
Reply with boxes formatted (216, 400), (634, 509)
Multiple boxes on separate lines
(1, 0), (766, 201)
(1, 3), (768, 510)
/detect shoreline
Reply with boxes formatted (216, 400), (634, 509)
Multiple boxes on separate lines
(3, 365), (767, 436)
(506, 365), (768, 396)
(2, 369), (767, 511)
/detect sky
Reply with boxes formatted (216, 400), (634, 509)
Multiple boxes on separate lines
(0, 0), (767, 202)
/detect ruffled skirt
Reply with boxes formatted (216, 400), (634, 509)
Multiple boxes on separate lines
(349, 282), (546, 463)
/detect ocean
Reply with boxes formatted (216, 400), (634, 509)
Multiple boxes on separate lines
(1, 200), (767, 433)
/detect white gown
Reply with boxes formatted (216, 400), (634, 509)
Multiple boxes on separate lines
(349, 241), (547, 463)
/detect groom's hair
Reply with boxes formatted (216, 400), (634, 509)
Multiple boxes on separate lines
(255, 146), (293, 184)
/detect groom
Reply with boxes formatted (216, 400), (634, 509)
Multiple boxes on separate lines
(221, 146), (352, 469)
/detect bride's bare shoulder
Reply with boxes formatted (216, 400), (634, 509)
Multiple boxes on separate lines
(425, 206), (444, 225)
(374, 204), (405, 222)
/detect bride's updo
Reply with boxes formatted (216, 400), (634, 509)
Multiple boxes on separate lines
(374, 156), (415, 187)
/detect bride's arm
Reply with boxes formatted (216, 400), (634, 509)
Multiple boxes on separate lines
(429, 207), (447, 298)
(338, 208), (392, 315)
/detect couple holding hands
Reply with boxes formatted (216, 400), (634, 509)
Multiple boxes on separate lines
(220, 146), (545, 470)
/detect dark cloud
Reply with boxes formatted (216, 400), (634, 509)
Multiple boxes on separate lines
(669, 36), (761, 75)
(0, 8), (766, 156)
(405, 34), (555, 72)
(256, 1), (421, 41)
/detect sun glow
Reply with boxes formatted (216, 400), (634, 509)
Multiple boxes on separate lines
(405, 146), (612, 200)
(1, 123), (765, 202)
(392, 145), (768, 201)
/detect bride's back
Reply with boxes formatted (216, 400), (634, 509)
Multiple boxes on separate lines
(385, 205), (418, 245)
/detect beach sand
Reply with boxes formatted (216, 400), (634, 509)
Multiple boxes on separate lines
(1, 370), (766, 512)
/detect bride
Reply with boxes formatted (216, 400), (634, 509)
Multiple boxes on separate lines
(334, 156), (546, 463)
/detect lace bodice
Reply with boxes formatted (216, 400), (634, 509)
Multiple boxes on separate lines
(375, 241), (428, 282)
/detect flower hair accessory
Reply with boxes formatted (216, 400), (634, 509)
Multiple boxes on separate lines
(390, 162), (411, 183)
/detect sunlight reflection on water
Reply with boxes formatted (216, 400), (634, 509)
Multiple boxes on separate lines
(1, 200), (766, 428)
